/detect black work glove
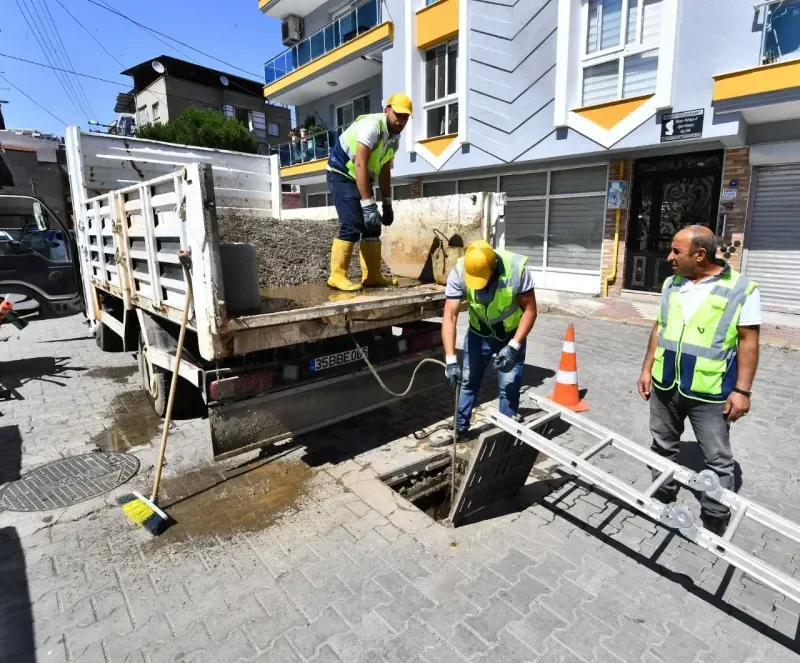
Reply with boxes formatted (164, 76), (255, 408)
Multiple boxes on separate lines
(361, 199), (382, 234)
(445, 359), (462, 388)
(493, 340), (521, 372)
(382, 199), (394, 227)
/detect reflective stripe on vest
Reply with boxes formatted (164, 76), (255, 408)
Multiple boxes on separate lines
(456, 250), (528, 339)
(651, 266), (757, 403)
(326, 113), (398, 181)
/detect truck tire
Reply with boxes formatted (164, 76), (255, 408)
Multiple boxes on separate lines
(138, 333), (201, 418)
(95, 313), (123, 352)
(95, 296), (124, 352)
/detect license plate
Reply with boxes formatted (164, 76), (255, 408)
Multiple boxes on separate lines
(309, 347), (367, 372)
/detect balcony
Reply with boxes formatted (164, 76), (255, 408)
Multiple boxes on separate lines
(713, 1), (800, 122)
(259, 0), (326, 20)
(263, 0), (393, 107)
(270, 126), (345, 182)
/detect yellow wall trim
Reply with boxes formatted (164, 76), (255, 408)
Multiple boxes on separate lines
(281, 158), (328, 178)
(418, 133), (457, 157)
(264, 22), (394, 98)
(713, 59), (800, 101)
(572, 94), (654, 130)
(416, 0), (459, 50)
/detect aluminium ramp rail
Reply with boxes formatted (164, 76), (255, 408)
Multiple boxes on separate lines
(487, 393), (800, 605)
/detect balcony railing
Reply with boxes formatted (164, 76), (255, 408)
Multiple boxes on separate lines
(760, 1), (800, 65)
(264, 0), (383, 85)
(269, 126), (346, 169)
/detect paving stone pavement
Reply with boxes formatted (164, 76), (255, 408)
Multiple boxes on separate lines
(1, 312), (800, 662)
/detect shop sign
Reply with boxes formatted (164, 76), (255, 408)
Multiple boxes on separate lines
(661, 109), (704, 142)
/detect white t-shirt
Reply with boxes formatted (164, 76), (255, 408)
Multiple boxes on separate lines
(677, 275), (762, 326)
(356, 120), (380, 149)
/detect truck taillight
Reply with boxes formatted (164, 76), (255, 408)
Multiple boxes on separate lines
(209, 369), (274, 401)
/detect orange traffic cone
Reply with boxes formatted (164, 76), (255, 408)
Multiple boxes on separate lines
(549, 323), (589, 412)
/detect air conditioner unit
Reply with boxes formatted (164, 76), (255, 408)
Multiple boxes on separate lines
(281, 16), (304, 46)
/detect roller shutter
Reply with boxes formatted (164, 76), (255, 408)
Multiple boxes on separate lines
(744, 166), (800, 312)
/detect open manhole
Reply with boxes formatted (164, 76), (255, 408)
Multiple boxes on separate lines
(380, 429), (540, 526)
(0, 452), (140, 512)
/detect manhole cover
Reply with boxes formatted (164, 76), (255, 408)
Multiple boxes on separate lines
(0, 452), (140, 512)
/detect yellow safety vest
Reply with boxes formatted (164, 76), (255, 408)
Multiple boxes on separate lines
(651, 266), (757, 403)
(457, 251), (528, 340)
(326, 113), (398, 182)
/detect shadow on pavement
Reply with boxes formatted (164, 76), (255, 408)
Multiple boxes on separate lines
(299, 364), (555, 468)
(0, 527), (35, 663)
(0, 425), (22, 487)
(0, 357), (85, 401)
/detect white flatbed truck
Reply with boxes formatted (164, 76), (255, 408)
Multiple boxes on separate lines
(65, 128), (448, 460)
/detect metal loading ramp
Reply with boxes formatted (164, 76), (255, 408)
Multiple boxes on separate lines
(477, 393), (800, 606)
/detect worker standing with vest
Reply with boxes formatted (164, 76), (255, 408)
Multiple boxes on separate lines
(325, 93), (413, 291)
(435, 240), (538, 446)
(638, 225), (761, 536)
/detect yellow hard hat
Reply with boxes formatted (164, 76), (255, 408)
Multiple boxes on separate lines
(464, 240), (497, 290)
(386, 92), (413, 116)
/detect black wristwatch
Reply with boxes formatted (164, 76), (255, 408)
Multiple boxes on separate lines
(733, 388), (752, 398)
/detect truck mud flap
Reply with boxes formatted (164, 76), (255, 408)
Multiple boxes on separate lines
(209, 354), (446, 460)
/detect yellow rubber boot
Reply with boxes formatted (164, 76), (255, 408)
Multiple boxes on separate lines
(360, 240), (398, 287)
(327, 239), (363, 292)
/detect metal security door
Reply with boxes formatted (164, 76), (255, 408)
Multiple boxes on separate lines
(625, 152), (723, 292)
(743, 165), (800, 313)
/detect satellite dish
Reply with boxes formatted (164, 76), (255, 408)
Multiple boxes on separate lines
(219, 75), (230, 87)
(151, 60), (165, 74)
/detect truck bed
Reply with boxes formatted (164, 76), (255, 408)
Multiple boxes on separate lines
(224, 279), (445, 355)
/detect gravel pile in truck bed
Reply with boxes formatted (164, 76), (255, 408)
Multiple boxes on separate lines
(217, 214), (391, 288)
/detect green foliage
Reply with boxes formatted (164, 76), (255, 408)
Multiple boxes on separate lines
(136, 107), (258, 153)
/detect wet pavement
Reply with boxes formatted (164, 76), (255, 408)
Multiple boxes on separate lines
(1, 313), (800, 662)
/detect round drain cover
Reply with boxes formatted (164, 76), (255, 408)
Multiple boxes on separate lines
(0, 452), (140, 512)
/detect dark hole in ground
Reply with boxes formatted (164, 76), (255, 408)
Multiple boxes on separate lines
(90, 390), (162, 452)
(379, 452), (469, 523)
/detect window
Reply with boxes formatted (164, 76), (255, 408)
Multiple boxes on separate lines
(458, 177), (498, 194)
(137, 105), (149, 126)
(422, 180), (456, 197)
(223, 104), (235, 118)
(268, 122), (281, 136)
(502, 166), (607, 271)
(250, 111), (267, 139)
(581, 0), (662, 106)
(151, 101), (160, 121)
(336, 94), (371, 129)
(307, 193), (331, 208)
(424, 38), (459, 138)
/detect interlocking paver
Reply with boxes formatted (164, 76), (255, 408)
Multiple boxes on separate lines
(7, 314), (800, 663)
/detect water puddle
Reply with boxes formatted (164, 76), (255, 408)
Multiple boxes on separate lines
(145, 459), (313, 545)
(84, 365), (137, 384)
(90, 390), (162, 452)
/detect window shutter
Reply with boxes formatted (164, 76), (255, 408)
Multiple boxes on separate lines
(622, 50), (659, 98)
(626, 0), (639, 44)
(423, 180), (456, 197)
(600, 0), (623, 50)
(642, 0), (662, 45)
(546, 197), (605, 269)
(505, 199), (546, 268)
(587, 0), (600, 53)
(582, 59), (619, 106)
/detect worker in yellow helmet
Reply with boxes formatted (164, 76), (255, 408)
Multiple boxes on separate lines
(434, 240), (538, 446)
(325, 93), (413, 291)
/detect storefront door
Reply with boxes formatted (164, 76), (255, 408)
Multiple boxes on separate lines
(624, 151), (723, 292)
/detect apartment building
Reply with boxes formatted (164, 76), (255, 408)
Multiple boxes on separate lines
(121, 56), (291, 152)
(260, 0), (800, 311)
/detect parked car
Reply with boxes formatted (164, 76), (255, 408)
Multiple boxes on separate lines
(0, 193), (83, 319)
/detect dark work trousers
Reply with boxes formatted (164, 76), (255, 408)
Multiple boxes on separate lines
(327, 170), (381, 243)
(649, 386), (735, 518)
